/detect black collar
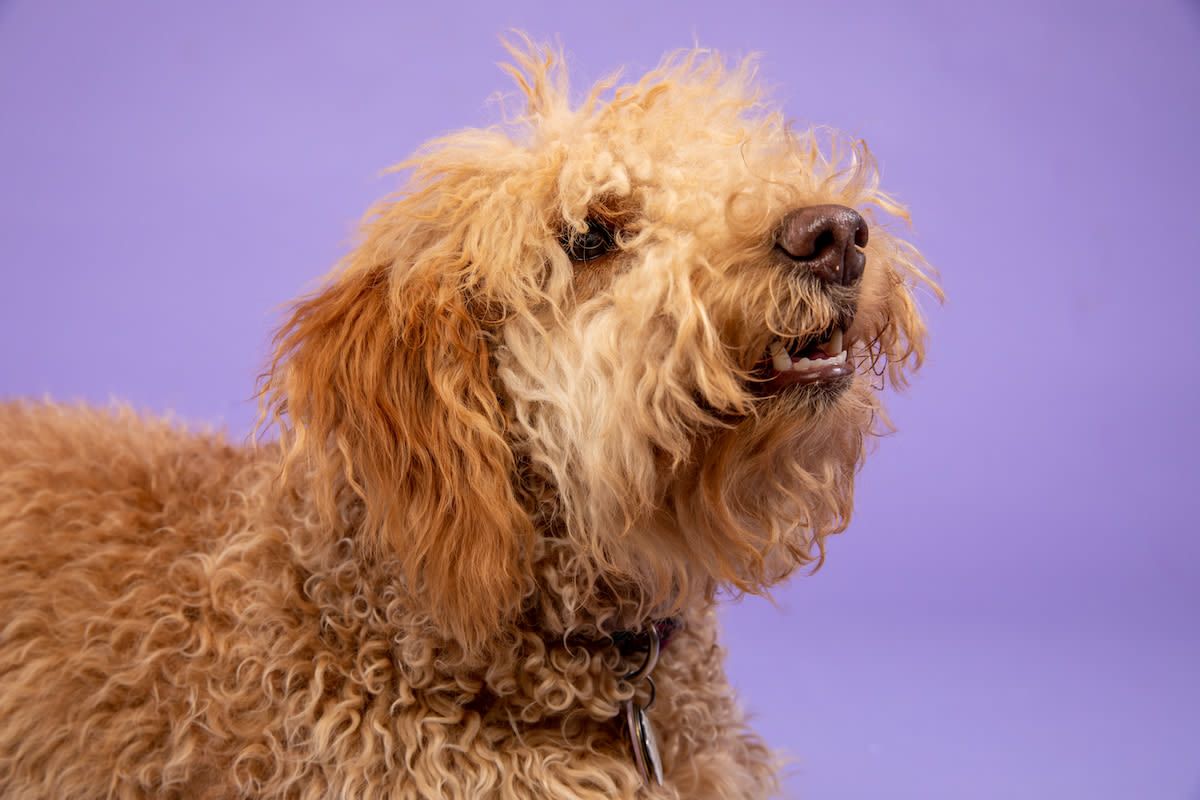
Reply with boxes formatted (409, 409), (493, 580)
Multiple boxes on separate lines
(609, 617), (683, 657)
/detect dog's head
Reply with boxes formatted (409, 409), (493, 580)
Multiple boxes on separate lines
(260, 38), (939, 652)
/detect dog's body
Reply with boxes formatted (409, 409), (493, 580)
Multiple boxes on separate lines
(0, 42), (936, 799)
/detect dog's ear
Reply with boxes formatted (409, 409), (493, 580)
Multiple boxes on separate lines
(261, 256), (531, 654)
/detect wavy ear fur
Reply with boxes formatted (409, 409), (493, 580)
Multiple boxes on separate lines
(261, 250), (532, 653)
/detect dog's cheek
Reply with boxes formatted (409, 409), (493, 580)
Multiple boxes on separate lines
(498, 309), (682, 538)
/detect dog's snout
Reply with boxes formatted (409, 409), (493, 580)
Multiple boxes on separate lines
(775, 205), (868, 285)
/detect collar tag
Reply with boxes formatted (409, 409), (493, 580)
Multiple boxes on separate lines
(619, 623), (665, 786)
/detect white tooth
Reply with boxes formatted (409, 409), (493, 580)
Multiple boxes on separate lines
(826, 329), (844, 354)
(793, 357), (813, 372)
(771, 341), (793, 372)
(834, 351), (847, 364)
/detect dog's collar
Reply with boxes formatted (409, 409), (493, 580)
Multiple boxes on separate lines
(560, 615), (684, 659)
(555, 616), (682, 786)
(609, 616), (683, 659)
(607, 617), (682, 787)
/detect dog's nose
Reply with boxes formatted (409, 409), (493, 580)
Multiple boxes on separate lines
(775, 205), (869, 285)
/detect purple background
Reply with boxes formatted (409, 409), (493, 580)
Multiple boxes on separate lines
(2, 1), (1198, 797)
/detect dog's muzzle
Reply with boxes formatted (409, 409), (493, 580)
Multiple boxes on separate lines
(752, 205), (867, 395)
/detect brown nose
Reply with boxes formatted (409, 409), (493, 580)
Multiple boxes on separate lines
(775, 205), (869, 285)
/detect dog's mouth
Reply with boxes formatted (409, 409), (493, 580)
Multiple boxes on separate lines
(754, 324), (854, 395)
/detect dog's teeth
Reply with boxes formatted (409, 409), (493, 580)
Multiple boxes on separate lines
(771, 334), (848, 374)
(825, 329), (844, 354)
(770, 341), (793, 372)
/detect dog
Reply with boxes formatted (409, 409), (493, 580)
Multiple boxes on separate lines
(0, 38), (937, 799)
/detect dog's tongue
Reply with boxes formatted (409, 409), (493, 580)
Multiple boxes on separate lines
(799, 341), (832, 359)
(772, 328), (845, 367)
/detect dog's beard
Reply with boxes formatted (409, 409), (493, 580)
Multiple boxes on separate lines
(671, 375), (873, 586)
(505, 359), (875, 621)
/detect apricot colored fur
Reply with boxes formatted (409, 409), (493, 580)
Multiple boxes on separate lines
(0, 39), (937, 799)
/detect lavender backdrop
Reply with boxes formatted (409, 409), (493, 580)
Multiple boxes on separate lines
(2, 1), (1197, 797)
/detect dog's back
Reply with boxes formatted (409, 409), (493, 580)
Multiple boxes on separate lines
(0, 403), (275, 797)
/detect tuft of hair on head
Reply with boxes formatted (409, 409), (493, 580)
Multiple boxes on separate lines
(496, 31), (573, 119)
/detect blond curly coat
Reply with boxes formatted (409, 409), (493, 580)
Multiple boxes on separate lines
(0, 39), (937, 799)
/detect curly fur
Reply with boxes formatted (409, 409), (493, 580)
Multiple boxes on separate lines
(0, 38), (938, 799)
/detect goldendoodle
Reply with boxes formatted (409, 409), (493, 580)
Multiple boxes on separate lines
(0, 39), (938, 799)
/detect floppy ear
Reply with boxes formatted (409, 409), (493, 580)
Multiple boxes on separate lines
(261, 257), (532, 653)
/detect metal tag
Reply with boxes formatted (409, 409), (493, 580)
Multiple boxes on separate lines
(624, 699), (663, 786)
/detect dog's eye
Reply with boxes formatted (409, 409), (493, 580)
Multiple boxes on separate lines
(560, 219), (618, 262)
